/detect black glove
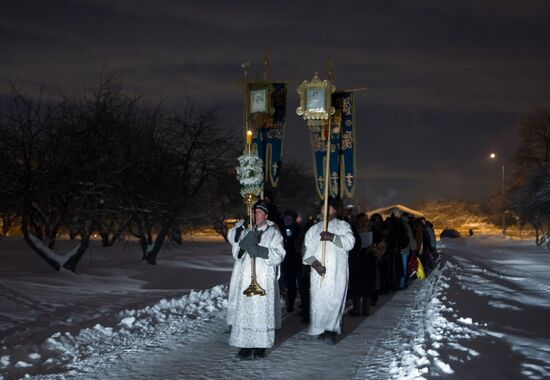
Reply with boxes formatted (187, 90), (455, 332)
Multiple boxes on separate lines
(234, 226), (245, 242)
(237, 248), (246, 259)
(311, 260), (326, 276)
(320, 231), (335, 242)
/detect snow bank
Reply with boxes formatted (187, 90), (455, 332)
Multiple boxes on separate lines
(386, 261), (485, 379)
(37, 285), (227, 375)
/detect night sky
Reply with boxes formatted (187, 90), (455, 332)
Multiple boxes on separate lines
(2, 1), (549, 207)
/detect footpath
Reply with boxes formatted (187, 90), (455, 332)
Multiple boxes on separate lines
(48, 268), (446, 380)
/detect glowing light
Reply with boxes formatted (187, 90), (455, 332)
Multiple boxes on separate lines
(490, 153), (496, 159)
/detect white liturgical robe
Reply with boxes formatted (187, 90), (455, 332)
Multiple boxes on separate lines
(228, 222), (285, 348)
(303, 218), (355, 335)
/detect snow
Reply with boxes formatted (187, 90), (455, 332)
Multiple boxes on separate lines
(457, 317), (473, 325)
(120, 316), (135, 328)
(27, 232), (83, 266)
(1, 355), (9, 367)
(28, 353), (41, 360)
(41, 286), (226, 374)
(14, 361), (33, 368)
(1, 235), (550, 378)
(434, 358), (454, 374)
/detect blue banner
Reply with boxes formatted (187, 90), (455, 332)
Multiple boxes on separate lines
(309, 92), (356, 199)
(251, 83), (287, 187)
(310, 126), (328, 199)
(334, 92), (356, 197)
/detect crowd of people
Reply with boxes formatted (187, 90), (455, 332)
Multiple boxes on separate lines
(225, 194), (438, 360)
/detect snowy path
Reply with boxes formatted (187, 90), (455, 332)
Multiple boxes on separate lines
(58, 239), (550, 380)
(26, 264), (452, 380)
(46, 291), (425, 379)
(4, 236), (550, 379)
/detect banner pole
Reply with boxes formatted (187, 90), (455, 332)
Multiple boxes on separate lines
(320, 117), (331, 286)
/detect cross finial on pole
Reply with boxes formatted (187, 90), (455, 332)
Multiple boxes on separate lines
(242, 62), (250, 81)
(263, 52), (269, 82)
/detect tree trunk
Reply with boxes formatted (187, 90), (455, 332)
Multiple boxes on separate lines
(98, 217), (130, 247)
(23, 234), (61, 271)
(21, 217), (90, 272)
(22, 217), (61, 271)
(142, 222), (172, 265)
(63, 234), (90, 272)
(169, 228), (182, 245)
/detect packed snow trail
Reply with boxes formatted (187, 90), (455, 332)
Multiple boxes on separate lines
(5, 236), (550, 379)
(21, 262), (459, 380)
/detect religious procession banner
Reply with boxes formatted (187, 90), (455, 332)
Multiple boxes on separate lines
(309, 91), (356, 198)
(251, 83), (287, 187)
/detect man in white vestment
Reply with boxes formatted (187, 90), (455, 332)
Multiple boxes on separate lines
(303, 197), (355, 344)
(226, 219), (246, 329)
(228, 200), (286, 359)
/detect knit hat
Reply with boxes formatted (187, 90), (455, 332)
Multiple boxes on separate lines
(253, 199), (270, 215)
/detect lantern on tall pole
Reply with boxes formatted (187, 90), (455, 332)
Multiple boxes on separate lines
(246, 54), (288, 191)
(235, 62), (266, 297)
(297, 72), (336, 285)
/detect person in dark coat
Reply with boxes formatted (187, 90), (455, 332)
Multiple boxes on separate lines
(384, 210), (409, 291)
(264, 190), (286, 296)
(347, 213), (378, 316)
(419, 217), (435, 273)
(296, 215), (317, 323)
(281, 209), (302, 312)
(263, 190), (284, 231)
(370, 213), (388, 298)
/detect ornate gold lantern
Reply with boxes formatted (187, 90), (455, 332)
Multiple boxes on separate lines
(296, 72), (336, 286)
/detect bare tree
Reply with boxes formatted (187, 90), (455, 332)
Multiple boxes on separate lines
(513, 169), (550, 245)
(122, 104), (236, 264)
(201, 163), (243, 242)
(0, 85), (98, 270)
(509, 107), (550, 246)
(0, 74), (240, 267)
(514, 107), (550, 173)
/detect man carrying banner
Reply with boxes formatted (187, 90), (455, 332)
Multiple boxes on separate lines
(303, 196), (355, 345)
(228, 200), (286, 359)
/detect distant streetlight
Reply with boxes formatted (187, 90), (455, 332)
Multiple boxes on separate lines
(489, 153), (505, 235)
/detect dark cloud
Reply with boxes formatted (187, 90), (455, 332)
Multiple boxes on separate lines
(1, 0), (549, 207)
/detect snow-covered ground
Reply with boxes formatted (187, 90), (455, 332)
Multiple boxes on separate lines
(1, 235), (550, 379)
